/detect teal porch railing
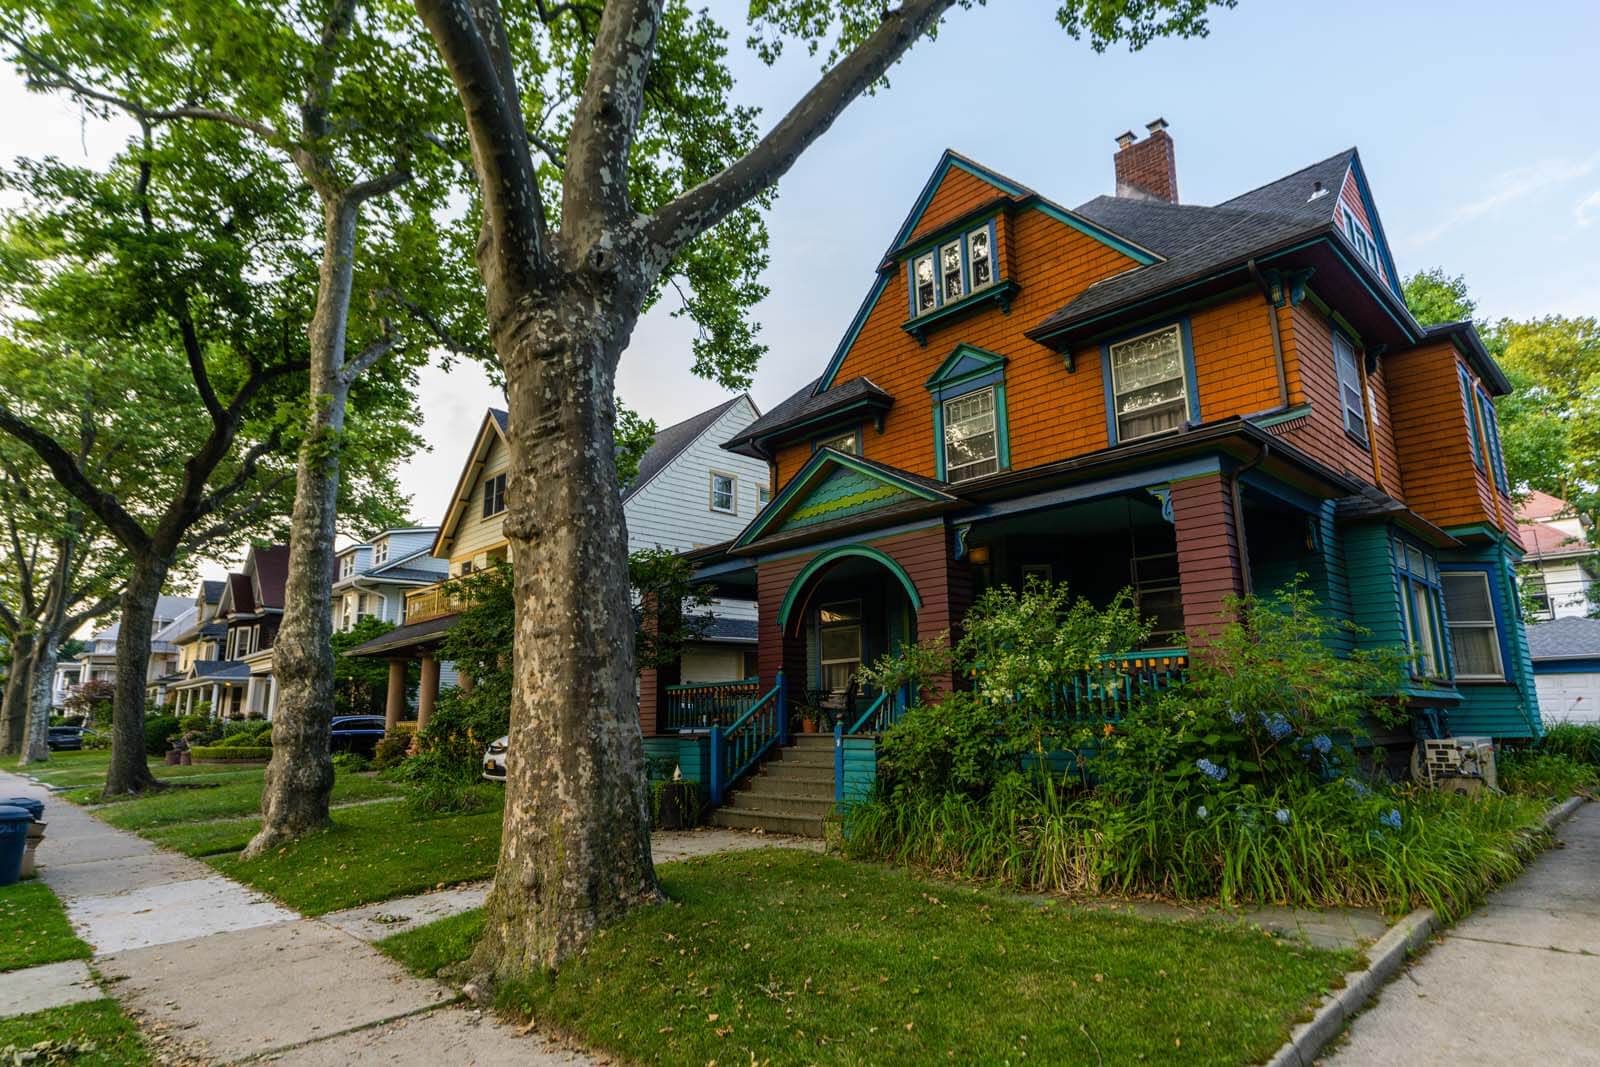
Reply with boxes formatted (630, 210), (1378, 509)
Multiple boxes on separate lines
(663, 677), (761, 732)
(707, 672), (788, 806)
(1039, 648), (1188, 724)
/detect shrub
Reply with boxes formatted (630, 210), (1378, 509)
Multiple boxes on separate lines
(332, 752), (372, 773)
(1536, 722), (1600, 768)
(189, 744), (273, 761)
(82, 729), (112, 750)
(63, 680), (116, 728)
(144, 714), (182, 753)
(396, 751), (496, 816)
(415, 688), (506, 779)
(1498, 750), (1597, 800)
(650, 778), (700, 829)
(877, 692), (1029, 802)
(372, 730), (414, 771)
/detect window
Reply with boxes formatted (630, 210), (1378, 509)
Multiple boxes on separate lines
(339, 554), (355, 580)
(1443, 571), (1505, 679)
(1108, 325), (1189, 441)
(482, 472), (507, 518)
(709, 472), (736, 514)
(1458, 364), (1485, 469)
(1393, 537), (1445, 679)
(1475, 388), (1510, 494)
(373, 540), (388, 565)
(942, 387), (1000, 482)
(818, 600), (862, 695)
(1522, 571), (1552, 620)
(1333, 332), (1368, 444)
(909, 221), (998, 318)
(757, 486), (771, 508)
(815, 430), (858, 454)
(1339, 204), (1383, 275)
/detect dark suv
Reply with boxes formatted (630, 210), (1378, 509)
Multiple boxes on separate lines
(47, 726), (92, 751)
(330, 716), (387, 755)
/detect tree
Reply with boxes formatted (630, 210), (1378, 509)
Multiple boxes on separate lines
(1401, 267), (1480, 330)
(332, 617), (406, 716)
(409, 0), (1233, 980)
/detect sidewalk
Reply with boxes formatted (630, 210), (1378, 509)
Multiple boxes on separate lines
(1, 769), (816, 1064)
(1328, 801), (1600, 1064)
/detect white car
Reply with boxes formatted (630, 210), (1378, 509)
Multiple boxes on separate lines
(482, 735), (508, 781)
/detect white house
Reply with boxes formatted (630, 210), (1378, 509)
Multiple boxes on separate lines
(52, 594), (193, 708)
(1528, 616), (1600, 726)
(1518, 492), (1596, 621)
(332, 527), (450, 631)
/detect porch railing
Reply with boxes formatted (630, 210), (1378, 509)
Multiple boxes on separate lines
(663, 677), (761, 732)
(1046, 648), (1188, 723)
(403, 581), (472, 624)
(845, 685), (910, 735)
(707, 672), (787, 806)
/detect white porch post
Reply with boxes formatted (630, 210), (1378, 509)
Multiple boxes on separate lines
(267, 674), (279, 721)
(210, 683), (221, 718)
(244, 676), (259, 719)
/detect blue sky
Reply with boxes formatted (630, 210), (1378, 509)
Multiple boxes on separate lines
(4, 0), (1598, 530)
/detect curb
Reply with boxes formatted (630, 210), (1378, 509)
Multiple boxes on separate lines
(1264, 796), (1589, 1066)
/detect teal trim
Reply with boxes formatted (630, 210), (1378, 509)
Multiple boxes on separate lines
(1030, 200), (1160, 264)
(1457, 364), (1485, 470)
(746, 517), (945, 566)
(1475, 386), (1510, 494)
(810, 425), (861, 454)
(813, 273), (889, 401)
(932, 401), (947, 481)
(902, 280), (1020, 343)
(777, 546), (923, 630)
(733, 449), (950, 550)
(995, 382), (1012, 471)
(1345, 152), (1404, 300)
(779, 465), (919, 533)
(1437, 541), (1541, 739)
(925, 343), (1007, 392)
(1247, 403), (1314, 430)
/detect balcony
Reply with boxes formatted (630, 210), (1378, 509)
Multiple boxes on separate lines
(404, 581), (471, 625)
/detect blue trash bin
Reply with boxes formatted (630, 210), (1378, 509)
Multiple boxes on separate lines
(4, 797), (43, 822)
(0, 805), (30, 886)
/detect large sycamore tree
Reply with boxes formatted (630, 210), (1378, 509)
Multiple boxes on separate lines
(407, 0), (1231, 982)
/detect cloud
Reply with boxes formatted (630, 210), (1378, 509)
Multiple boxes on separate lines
(1576, 189), (1600, 228)
(1406, 152), (1600, 246)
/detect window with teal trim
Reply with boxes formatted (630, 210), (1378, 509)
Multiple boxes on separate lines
(1457, 364), (1484, 469)
(908, 219), (998, 318)
(814, 428), (860, 455)
(1391, 535), (1447, 680)
(1333, 331), (1368, 444)
(1108, 324), (1190, 441)
(1475, 386), (1510, 494)
(943, 388), (1000, 482)
(1441, 571), (1504, 679)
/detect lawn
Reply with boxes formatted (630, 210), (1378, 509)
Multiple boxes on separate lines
(86, 771), (401, 830)
(0, 881), (91, 973)
(379, 849), (1353, 1066)
(212, 799), (503, 914)
(0, 1000), (151, 1065)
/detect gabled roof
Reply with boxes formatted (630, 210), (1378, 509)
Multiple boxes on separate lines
(1518, 490), (1573, 523)
(1526, 616), (1600, 662)
(623, 396), (754, 501)
(724, 378), (892, 458)
(433, 409), (510, 559)
(246, 544), (289, 610)
(219, 573), (254, 616)
(199, 580), (224, 604)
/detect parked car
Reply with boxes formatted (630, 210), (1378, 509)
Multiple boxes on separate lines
(483, 735), (508, 781)
(330, 715), (387, 755)
(47, 726), (94, 751)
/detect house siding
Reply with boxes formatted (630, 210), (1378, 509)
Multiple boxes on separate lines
(1441, 541), (1542, 740)
(627, 398), (767, 552)
(448, 432), (510, 568)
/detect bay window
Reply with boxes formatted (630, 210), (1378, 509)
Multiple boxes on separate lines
(1393, 537), (1446, 679)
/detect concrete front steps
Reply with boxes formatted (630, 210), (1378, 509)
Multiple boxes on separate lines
(707, 733), (835, 838)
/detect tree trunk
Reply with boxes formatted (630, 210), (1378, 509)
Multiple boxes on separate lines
(0, 632), (36, 757)
(246, 198), (359, 858)
(467, 316), (659, 984)
(20, 625), (60, 765)
(102, 557), (167, 797)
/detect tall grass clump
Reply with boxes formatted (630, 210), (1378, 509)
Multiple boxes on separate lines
(843, 580), (1557, 920)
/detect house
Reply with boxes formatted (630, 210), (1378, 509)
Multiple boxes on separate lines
(1516, 491), (1595, 620)
(332, 528), (449, 632)
(647, 123), (1540, 834)
(166, 546), (288, 719)
(147, 580), (226, 707)
(1526, 616), (1600, 726)
(51, 594), (193, 708)
(345, 399), (771, 730)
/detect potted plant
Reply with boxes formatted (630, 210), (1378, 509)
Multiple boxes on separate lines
(652, 767), (699, 830)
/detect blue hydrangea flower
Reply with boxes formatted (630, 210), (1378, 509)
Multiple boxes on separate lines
(1196, 805), (1209, 819)
(1263, 713), (1293, 741)
(1228, 707), (1246, 726)
(1345, 776), (1371, 797)
(1379, 808), (1402, 830)
(1196, 758), (1228, 782)
(1312, 734), (1333, 755)
(1275, 808), (1292, 825)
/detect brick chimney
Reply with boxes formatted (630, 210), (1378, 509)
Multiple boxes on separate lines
(1114, 118), (1179, 204)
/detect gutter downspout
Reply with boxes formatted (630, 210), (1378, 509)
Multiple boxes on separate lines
(1229, 441), (1269, 598)
(1248, 259), (1291, 409)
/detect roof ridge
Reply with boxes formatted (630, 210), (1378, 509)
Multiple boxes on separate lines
(1216, 147), (1355, 208)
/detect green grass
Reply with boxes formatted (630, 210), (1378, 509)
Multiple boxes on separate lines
(379, 850), (1351, 1066)
(85, 771), (401, 831)
(0, 1000), (151, 1065)
(212, 798), (502, 915)
(0, 881), (91, 973)
(143, 814), (268, 857)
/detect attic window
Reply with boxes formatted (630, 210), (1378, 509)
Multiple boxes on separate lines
(339, 554), (355, 580)
(482, 472), (507, 518)
(373, 540), (388, 565)
(1337, 203), (1383, 275)
(909, 220), (998, 318)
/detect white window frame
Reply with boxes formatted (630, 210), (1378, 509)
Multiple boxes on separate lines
(1339, 203), (1383, 274)
(815, 429), (858, 454)
(912, 252), (937, 316)
(1333, 332), (1369, 444)
(339, 554), (355, 580)
(708, 471), (737, 514)
(939, 239), (963, 304)
(909, 221), (998, 318)
(1442, 571), (1505, 680)
(373, 540), (388, 565)
(967, 226), (994, 291)
(818, 600), (863, 696)
(1108, 324), (1190, 442)
(942, 386), (1000, 483)
(482, 472), (507, 518)
(757, 486), (771, 508)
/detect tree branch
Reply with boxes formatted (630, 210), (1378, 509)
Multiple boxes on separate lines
(646, 0), (954, 261)
(341, 329), (399, 384)
(0, 404), (151, 553)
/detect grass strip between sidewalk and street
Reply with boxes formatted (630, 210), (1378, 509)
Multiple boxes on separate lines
(0, 881), (91, 973)
(84, 771), (402, 830)
(0, 1000), (151, 1065)
(378, 848), (1355, 1067)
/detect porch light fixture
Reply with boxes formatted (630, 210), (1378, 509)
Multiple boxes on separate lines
(967, 545), (991, 564)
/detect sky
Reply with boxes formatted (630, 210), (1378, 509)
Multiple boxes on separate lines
(4, 0), (1599, 578)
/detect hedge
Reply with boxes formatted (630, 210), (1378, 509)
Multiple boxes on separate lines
(189, 745), (273, 763)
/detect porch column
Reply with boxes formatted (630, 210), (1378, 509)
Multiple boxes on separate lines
(417, 655), (440, 733)
(210, 684), (221, 717)
(267, 674), (279, 721)
(244, 676), (259, 718)
(905, 526), (971, 697)
(384, 659), (406, 732)
(1170, 471), (1248, 647)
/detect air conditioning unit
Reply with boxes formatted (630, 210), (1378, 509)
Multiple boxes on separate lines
(1413, 737), (1498, 794)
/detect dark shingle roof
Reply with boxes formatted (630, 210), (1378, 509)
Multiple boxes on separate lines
(723, 377), (892, 454)
(490, 409), (508, 433)
(623, 396), (749, 500)
(1216, 149), (1358, 223)
(1526, 617), (1600, 662)
(191, 660), (251, 680)
(200, 580), (224, 603)
(342, 614), (458, 658)
(691, 615), (758, 643)
(375, 566), (449, 583)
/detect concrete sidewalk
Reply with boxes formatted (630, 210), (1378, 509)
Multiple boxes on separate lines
(1328, 801), (1600, 1065)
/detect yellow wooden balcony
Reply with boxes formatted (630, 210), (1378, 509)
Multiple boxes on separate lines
(404, 581), (469, 624)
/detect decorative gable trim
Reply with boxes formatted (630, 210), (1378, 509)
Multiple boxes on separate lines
(731, 449), (956, 551)
(925, 343), (1007, 396)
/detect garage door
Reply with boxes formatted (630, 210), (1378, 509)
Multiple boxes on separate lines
(1535, 672), (1600, 725)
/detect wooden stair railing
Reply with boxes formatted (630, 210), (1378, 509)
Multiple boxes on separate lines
(707, 672), (788, 807)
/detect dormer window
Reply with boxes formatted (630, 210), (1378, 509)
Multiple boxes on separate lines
(482, 472), (507, 518)
(1338, 203), (1383, 276)
(815, 429), (859, 455)
(1107, 324), (1191, 442)
(909, 220), (998, 318)
(373, 540), (389, 565)
(339, 554), (355, 580)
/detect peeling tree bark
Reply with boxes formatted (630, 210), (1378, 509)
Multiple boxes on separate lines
(21, 626), (60, 766)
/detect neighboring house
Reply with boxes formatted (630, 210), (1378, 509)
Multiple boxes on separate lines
(167, 546), (288, 719)
(643, 123), (1540, 833)
(1516, 491), (1596, 621)
(148, 581), (226, 707)
(346, 399), (770, 729)
(1527, 616), (1600, 725)
(51, 594), (192, 708)
(332, 528), (450, 632)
